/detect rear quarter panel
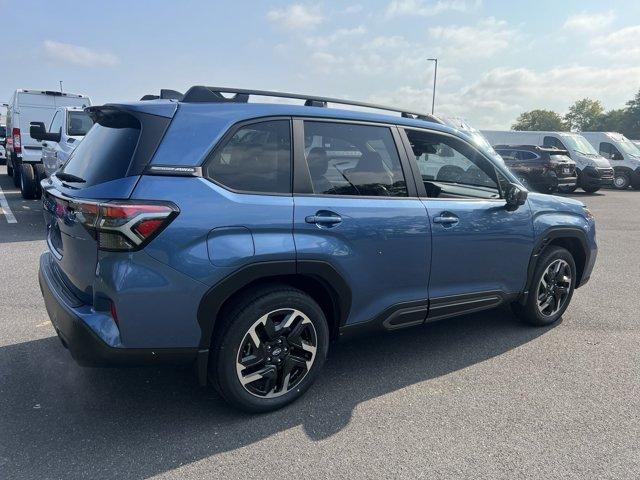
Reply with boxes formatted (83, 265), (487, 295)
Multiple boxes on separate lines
(132, 175), (296, 286)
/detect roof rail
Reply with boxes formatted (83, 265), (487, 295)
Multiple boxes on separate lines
(181, 86), (443, 124)
(140, 89), (184, 101)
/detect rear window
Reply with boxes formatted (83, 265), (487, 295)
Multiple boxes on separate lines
(60, 114), (140, 187)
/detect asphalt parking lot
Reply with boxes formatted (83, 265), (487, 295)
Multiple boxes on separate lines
(0, 165), (638, 480)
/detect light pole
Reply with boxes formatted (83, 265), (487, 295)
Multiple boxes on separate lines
(427, 58), (438, 114)
(59, 81), (63, 93)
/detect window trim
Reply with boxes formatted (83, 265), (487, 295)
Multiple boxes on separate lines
(398, 126), (509, 202)
(49, 110), (61, 133)
(201, 116), (294, 197)
(291, 117), (418, 199)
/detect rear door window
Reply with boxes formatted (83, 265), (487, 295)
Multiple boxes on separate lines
(205, 120), (292, 194)
(60, 114), (140, 186)
(302, 121), (407, 197)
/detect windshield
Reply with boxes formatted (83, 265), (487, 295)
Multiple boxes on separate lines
(559, 134), (599, 155)
(67, 112), (94, 136)
(615, 136), (640, 156)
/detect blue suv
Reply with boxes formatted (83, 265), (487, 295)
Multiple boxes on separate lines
(38, 87), (597, 412)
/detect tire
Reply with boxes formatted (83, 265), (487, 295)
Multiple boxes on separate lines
(20, 163), (38, 199)
(12, 160), (21, 187)
(33, 163), (46, 198)
(6, 161), (13, 177)
(582, 185), (600, 193)
(512, 246), (576, 326)
(612, 171), (631, 190)
(210, 286), (330, 412)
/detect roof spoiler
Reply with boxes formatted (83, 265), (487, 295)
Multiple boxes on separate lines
(180, 86), (444, 124)
(140, 89), (184, 101)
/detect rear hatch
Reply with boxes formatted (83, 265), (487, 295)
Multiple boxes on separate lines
(42, 102), (176, 303)
(549, 154), (576, 177)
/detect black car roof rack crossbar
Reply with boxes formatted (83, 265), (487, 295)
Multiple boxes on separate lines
(181, 86), (443, 124)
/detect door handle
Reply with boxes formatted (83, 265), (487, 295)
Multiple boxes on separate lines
(433, 213), (459, 225)
(305, 211), (342, 226)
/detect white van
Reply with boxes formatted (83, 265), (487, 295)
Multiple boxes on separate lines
(4, 89), (91, 197)
(481, 130), (614, 193)
(580, 132), (640, 190)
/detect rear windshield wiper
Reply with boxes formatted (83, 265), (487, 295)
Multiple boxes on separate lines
(55, 172), (86, 183)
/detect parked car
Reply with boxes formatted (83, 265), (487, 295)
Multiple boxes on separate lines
(4, 89), (91, 198)
(493, 144), (577, 193)
(39, 87), (598, 412)
(0, 124), (6, 164)
(580, 132), (640, 190)
(29, 106), (94, 186)
(482, 130), (614, 193)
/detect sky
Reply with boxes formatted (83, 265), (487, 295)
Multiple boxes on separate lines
(1, 0), (640, 128)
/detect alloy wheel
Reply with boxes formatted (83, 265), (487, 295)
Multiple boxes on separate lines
(536, 259), (572, 317)
(236, 308), (318, 398)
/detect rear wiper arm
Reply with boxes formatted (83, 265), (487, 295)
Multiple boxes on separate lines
(55, 172), (86, 183)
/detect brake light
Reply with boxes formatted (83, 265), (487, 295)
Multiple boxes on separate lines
(12, 128), (21, 154)
(48, 195), (179, 251)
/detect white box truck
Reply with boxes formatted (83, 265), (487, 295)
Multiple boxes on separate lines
(4, 89), (91, 197)
(481, 130), (614, 193)
(580, 132), (640, 190)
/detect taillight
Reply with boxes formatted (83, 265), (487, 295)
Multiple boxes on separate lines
(64, 198), (178, 251)
(12, 128), (21, 154)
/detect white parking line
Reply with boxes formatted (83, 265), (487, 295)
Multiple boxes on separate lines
(0, 184), (18, 223)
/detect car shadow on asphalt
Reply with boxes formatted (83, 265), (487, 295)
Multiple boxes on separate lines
(0, 307), (555, 479)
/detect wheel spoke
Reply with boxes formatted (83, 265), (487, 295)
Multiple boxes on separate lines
(239, 365), (276, 387)
(239, 351), (265, 370)
(262, 317), (278, 340)
(281, 311), (300, 329)
(286, 318), (307, 347)
(539, 296), (552, 311)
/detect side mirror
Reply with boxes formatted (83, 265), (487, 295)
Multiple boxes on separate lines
(30, 122), (47, 141)
(612, 152), (624, 161)
(505, 182), (528, 211)
(30, 122), (61, 143)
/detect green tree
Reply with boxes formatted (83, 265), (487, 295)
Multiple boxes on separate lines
(564, 98), (604, 131)
(511, 109), (568, 131)
(591, 108), (627, 133)
(622, 89), (640, 139)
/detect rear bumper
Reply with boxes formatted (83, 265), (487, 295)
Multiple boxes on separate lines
(38, 251), (197, 367)
(530, 171), (577, 191)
